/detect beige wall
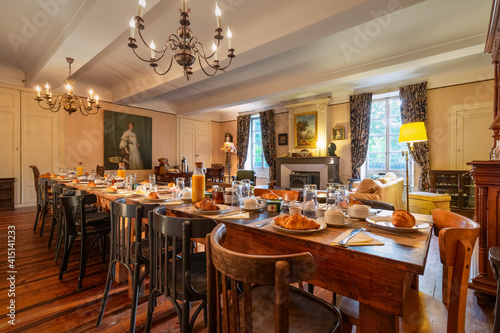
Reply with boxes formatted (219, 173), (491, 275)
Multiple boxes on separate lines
(427, 80), (494, 170)
(65, 102), (177, 181)
(327, 102), (351, 181)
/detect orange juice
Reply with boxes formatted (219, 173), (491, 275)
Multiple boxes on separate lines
(117, 169), (126, 178)
(191, 174), (205, 202)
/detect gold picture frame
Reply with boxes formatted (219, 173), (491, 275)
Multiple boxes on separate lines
(333, 126), (345, 140)
(294, 111), (317, 148)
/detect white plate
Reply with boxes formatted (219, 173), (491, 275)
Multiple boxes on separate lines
(161, 200), (183, 206)
(142, 197), (170, 202)
(270, 219), (327, 234)
(365, 216), (431, 233)
(317, 217), (349, 228)
(195, 204), (231, 215)
(240, 205), (265, 212)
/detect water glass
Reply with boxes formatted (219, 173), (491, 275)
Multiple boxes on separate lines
(149, 174), (156, 187)
(326, 183), (338, 207)
(338, 188), (350, 211)
(231, 181), (242, 206)
(241, 179), (251, 199)
(173, 178), (185, 199)
(303, 184), (318, 218)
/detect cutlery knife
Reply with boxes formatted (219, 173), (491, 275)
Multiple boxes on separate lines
(338, 228), (362, 246)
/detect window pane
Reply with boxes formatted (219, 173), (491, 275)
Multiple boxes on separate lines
(370, 119), (386, 136)
(368, 136), (386, 153)
(254, 155), (262, 168)
(389, 135), (408, 152)
(368, 153), (386, 170)
(389, 153), (406, 170)
(389, 99), (401, 117)
(254, 119), (260, 128)
(253, 143), (262, 155)
(371, 101), (386, 119)
(389, 117), (402, 135)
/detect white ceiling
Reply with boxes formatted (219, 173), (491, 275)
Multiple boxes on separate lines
(0, 0), (494, 121)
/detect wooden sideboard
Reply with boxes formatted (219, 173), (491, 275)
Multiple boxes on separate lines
(0, 178), (15, 211)
(467, 161), (500, 302)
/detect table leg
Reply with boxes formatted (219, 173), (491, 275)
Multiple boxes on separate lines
(359, 303), (398, 333)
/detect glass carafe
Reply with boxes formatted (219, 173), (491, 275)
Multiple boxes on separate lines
(117, 163), (126, 178)
(191, 162), (205, 203)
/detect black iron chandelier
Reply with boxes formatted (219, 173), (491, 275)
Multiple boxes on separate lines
(34, 57), (100, 116)
(128, 0), (235, 80)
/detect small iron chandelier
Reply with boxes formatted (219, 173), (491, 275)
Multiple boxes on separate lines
(34, 57), (100, 116)
(128, 0), (235, 80)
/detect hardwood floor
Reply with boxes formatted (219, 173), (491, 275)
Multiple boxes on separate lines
(0, 207), (494, 332)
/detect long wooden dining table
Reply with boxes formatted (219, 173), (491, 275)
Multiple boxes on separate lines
(66, 183), (432, 333)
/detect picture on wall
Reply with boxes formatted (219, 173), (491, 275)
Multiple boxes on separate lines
(294, 111), (317, 148)
(278, 133), (288, 145)
(333, 126), (345, 140)
(103, 110), (152, 170)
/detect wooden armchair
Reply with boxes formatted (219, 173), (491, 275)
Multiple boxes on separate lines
(339, 209), (480, 333)
(205, 167), (224, 183)
(235, 169), (256, 185)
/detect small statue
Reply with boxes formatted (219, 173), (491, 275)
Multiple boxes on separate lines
(158, 158), (170, 174)
(327, 143), (337, 157)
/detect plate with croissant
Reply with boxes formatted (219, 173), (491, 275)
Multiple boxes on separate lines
(366, 210), (430, 233)
(194, 198), (230, 214)
(271, 212), (327, 234)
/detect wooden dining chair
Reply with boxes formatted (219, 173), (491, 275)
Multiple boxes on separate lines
(254, 188), (300, 202)
(96, 165), (105, 177)
(145, 206), (217, 333)
(489, 247), (500, 333)
(53, 185), (78, 263)
(96, 199), (158, 333)
(207, 224), (342, 333)
(30, 165), (42, 230)
(338, 208), (480, 333)
(59, 191), (111, 289)
(37, 178), (56, 237)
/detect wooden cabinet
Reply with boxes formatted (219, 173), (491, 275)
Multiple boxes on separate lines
(467, 161), (500, 303)
(430, 170), (474, 218)
(0, 178), (15, 211)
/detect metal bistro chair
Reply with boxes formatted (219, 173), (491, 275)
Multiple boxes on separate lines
(353, 198), (395, 211)
(145, 206), (217, 333)
(59, 191), (110, 289)
(207, 224), (342, 333)
(48, 184), (75, 249)
(96, 199), (158, 333)
(339, 209), (480, 333)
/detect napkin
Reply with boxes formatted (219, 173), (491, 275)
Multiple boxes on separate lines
(202, 212), (250, 219)
(331, 229), (384, 246)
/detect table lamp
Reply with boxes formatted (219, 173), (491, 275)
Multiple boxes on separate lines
(221, 142), (237, 183)
(398, 121), (428, 212)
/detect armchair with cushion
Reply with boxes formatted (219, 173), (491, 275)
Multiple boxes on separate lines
(349, 172), (405, 210)
(234, 169), (256, 185)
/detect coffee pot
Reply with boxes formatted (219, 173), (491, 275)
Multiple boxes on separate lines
(181, 157), (188, 173)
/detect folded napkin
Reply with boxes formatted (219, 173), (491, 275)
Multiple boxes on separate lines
(331, 229), (384, 246)
(219, 212), (250, 219)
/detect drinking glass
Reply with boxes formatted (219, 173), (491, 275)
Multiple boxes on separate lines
(338, 188), (350, 212)
(326, 183), (338, 208)
(174, 178), (185, 199)
(231, 181), (242, 206)
(149, 174), (156, 187)
(303, 184), (318, 218)
(241, 179), (251, 199)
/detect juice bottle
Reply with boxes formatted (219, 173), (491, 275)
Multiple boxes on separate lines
(192, 161), (205, 203)
(117, 162), (126, 178)
(76, 162), (84, 176)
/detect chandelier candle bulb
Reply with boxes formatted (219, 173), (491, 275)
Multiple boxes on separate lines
(95, 95), (99, 106)
(212, 42), (218, 60)
(138, 0), (146, 17)
(227, 27), (232, 49)
(182, 0), (187, 13)
(129, 17), (136, 39)
(65, 83), (72, 93)
(215, 3), (221, 28)
(89, 89), (93, 99)
(150, 40), (155, 59)
(45, 83), (50, 95)
(36, 85), (41, 97)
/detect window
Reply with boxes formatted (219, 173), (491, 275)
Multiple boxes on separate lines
(365, 95), (409, 178)
(246, 116), (268, 169)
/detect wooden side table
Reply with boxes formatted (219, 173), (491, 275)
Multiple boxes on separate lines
(0, 178), (15, 211)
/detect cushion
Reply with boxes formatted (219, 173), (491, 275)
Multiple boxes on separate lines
(409, 192), (451, 203)
(384, 172), (398, 181)
(355, 179), (380, 194)
(378, 177), (389, 184)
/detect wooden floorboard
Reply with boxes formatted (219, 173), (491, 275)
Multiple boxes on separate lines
(0, 207), (494, 332)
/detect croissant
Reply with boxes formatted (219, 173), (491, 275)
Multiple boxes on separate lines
(392, 210), (415, 228)
(274, 212), (320, 230)
(195, 197), (220, 211)
(261, 191), (279, 200)
(349, 198), (363, 207)
(107, 186), (118, 192)
(87, 181), (96, 187)
(147, 192), (160, 199)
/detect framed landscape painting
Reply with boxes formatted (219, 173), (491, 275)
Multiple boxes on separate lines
(103, 110), (152, 170)
(294, 111), (317, 148)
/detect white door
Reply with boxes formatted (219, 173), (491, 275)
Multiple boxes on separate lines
(0, 87), (21, 204)
(178, 117), (211, 171)
(450, 103), (492, 170)
(21, 91), (64, 204)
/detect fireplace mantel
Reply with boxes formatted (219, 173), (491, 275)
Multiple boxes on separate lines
(276, 156), (340, 190)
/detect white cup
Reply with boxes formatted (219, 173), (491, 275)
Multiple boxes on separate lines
(324, 209), (345, 225)
(349, 205), (371, 219)
(289, 205), (302, 216)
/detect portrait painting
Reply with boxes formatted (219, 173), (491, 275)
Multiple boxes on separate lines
(103, 110), (152, 170)
(333, 126), (345, 140)
(294, 111), (317, 148)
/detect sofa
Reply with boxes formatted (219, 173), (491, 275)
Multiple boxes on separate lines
(349, 172), (405, 210)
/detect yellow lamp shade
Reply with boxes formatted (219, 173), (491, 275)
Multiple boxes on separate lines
(399, 122), (428, 143)
(221, 141), (237, 153)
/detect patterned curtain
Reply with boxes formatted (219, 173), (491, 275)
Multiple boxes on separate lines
(259, 110), (277, 180)
(350, 93), (372, 179)
(236, 115), (251, 169)
(399, 82), (431, 191)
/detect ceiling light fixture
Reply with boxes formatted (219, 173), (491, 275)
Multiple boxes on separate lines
(128, 0), (235, 80)
(34, 57), (100, 116)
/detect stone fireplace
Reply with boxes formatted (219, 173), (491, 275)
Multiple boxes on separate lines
(276, 157), (340, 190)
